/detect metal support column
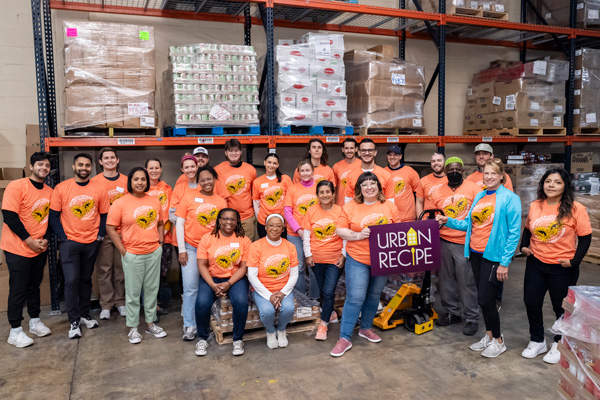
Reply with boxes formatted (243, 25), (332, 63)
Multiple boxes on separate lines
(520, 0), (527, 62)
(438, 13), (446, 154)
(258, 3), (276, 136)
(244, 4), (251, 46)
(565, 0), (577, 172)
(399, 0), (406, 61)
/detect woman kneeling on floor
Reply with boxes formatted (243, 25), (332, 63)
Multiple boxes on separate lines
(195, 208), (252, 357)
(247, 214), (299, 349)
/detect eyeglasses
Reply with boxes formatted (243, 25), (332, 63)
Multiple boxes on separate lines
(360, 149), (376, 154)
(220, 217), (237, 222)
(360, 181), (377, 188)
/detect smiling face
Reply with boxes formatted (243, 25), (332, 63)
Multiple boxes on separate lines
(30, 159), (51, 181)
(264, 155), (279, 175)
(146, 160), (162, 182)
(219, 210), (238, 236)
(342, 141), (356, 160)
(431, 153), (445, 174)
(195, 153), (209, 167)
(475, 150), (493, 168)
(483, 164), (502, 191)
(225, 146), (242, 165)
(198, 170), (215, 195)
(317, 185), (334, 207)
(309, 142), (323, 162)
(131, 170), (147, 195)
(298, 163), (314, 182)
(387, 152), (402, 169)
(265, 217), (284, 241)
(360, 179), (379, 201)
(544, 173), (565, 201)
(73, 156), (92, 181)
(181, 159), (197, 181)
(99, 151), (118, 172)
(359, 142), (377, 164)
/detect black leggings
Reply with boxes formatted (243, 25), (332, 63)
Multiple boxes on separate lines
(470, 252), (501, 339)
(523, 255), (579, 343)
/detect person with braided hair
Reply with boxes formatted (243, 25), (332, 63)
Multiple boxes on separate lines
(195, 208), (251, 357)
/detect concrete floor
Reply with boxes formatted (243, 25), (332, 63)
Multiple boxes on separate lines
(1, 257), (598, 400)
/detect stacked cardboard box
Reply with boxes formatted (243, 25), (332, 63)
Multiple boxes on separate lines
(162, 44), (259, 126)
(62, 21), (156, 130)
(464, 59), (567, 132)
(575, 48), (600, 133)
(409, 0), (508, 13)
(274, 33), (348, 127)
(528, 0), (600, 29)
(344, 45), (425, 131)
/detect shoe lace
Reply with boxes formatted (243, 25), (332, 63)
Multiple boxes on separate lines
(197, 340), (208, 349)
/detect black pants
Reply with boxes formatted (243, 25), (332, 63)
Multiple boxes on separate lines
(5, 250), (47, 328)
(257, 222), (287, 240)
(470, 252), (501, 338)
(523, 255), (579, 343)
(59, 240), (101, 323)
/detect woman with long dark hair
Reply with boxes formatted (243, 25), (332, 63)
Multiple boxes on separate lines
(520, 168), (592, 363)
(292, 139), (336, 184)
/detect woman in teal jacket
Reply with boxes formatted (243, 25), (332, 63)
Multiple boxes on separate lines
(437, 158), (521, 359)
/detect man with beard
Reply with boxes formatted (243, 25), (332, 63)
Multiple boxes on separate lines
(2, 152), (53, 348)
(344, 139), (393, 203)
(50, 153), (109, 338)
(385, 145), (423, 222)
(418, 152), (448, 212)
(333, 138), (359, 206)
(430, 157), (481, 336)
(467, 143), (513, 192)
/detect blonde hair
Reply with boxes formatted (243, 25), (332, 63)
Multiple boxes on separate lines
(296, 160), (314, 173)
(484, 158), (506, 184)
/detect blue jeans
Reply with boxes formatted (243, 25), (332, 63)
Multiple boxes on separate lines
(288, 235), (320, 299)
(252, 291), (295, 334)
(313, 263), (342, 323)
(196, 276), (249, 342)
(339, 255), (388, 341)
(181, 242), (200, 328)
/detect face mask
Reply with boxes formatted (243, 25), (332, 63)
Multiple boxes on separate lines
(447, 171), (463, 185)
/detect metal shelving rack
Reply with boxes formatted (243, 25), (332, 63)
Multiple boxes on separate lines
(31, 0), (600, 310)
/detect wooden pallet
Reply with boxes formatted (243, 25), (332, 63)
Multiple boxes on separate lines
(481, 9), (509, 20)
(62, 126), (160, 137)
(210, 317), (319, 345)
(583, 254), (600, 265)
(164, 125), (260, 137)
(574, 127), (600, 135)
(358, 127), (427, 136)
(465, 127), (566, 136)
(447, 5), (509, 20)
(275, 125), (354, 135)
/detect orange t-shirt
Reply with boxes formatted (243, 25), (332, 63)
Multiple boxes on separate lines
(527, 200), (592, 265)
(418, 173), (448, 212)
(284, 182), (319, 237)
(197, 233), (252, 278)
(333, 159), (360, 206)
(175, 173), (230, 199)
(470, 192), (497, 253)
(339, 200), (400, 265)
(301, 204), (344, 265)
(344, 165), (393, 200)
(50, 179), (110, 244)
(91, 173), (128, 205)
(430, 180), (481, 244)
(175, 190), (228, 248)
(148, 181), (173, 244)
(215, 162), (257, 221)
(293, 164), (336, 186)
(466, 171), (514, 192)
(1, 178), (53, 258)
(252, 174), (293, 225)
(106, 194), (163, 255)
(247, 237), (299, 293)
(385, 165), (423, 222)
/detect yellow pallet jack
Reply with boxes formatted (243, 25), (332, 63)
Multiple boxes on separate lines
(373, 209), (443, 335)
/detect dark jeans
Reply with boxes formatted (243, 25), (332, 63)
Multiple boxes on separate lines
(313, 263), (343, 323)
(5, 250), (47, 328)
(524, 255), (579, 343)
(470, 252), (501, 339)
(257, 222), (287, 240)
(195, 276), (249, 342)
(60, 240), (101, 323)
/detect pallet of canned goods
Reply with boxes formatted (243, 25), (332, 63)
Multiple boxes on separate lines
(161, 43), (260, 128)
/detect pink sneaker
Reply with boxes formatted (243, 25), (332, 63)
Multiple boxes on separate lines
(329, 311), (339, 324)
(315, 322), (328, 341)
(358, 329), (381, 343)
(330, 338), (352, 357)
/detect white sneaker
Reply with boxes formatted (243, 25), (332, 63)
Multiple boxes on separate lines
(7, 327), (34, 348)
(145, 324), (167, 338)
(482, 337), (507, 358)
(128, 327), (142, 344)
(29, 318), (51, 337)
(277, 330), (288, 348)
(266, 332), (278, 349)
(182, 326), (196, 341)
(69, 322), (82, 339)
(80, 316), (99, 329)
(521, 340), (547, 359)
(195, 339), (209, 356)
(232, 340), (244, 356)
(543, 342), (561, 364)
(470, 334), (492, 352)
(117, 306), (127, 317)
(99, 309), (111, 320)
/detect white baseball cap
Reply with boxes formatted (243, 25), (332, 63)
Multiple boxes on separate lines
(193, 146), (209, 156)
(474, 143), (493, 154)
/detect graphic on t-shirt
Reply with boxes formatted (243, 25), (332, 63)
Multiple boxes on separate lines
(393, 177), (406, 194)
(134, 206), (158, 230)
(195, 204), (219, 227)
(69, 195), (95, 220)
(471, 202), (495, 227)
(340, 170), (352, 188)
(313, 218), (336, 241)
(442, 195), (469, 220)
(428, 183), (444, 197)
(108, 189), (126, 205)
(31, 199), (50, 223)
(361, 213), (389, 228)
(148, 190), (168, 206)
(296, 194), (318, 216)
(531, 215), (564, 243)
(225, 175), (247, 195)
(214, 245), (242, 270)
(314, 174), (325, 183)
(265, 254), (290, 278)
(264, 186), (284, 207)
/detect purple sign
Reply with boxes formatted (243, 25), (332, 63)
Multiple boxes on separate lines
(368, 219), (441, 276)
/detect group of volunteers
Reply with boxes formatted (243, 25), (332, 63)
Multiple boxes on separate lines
(1, 138), (591, 362)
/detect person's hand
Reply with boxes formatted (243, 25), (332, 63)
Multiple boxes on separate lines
(270, 292), (284, 309)
(558, 259), (572, 268)
(120, 249), (127, 257)
(25, 237), (46, 253)
(521, 247), (533, 257)
(296, 228), (304, 237)
(497, 265), (509, 282)
(336, 254), (346, 269)
(359, 227), (371, 240)
(214, 282), (231, 296)
(305, 256), (314, 268)
(435, 214), (448, 226)
(40, 239), (49, 250)
(178, 252), (188, 266)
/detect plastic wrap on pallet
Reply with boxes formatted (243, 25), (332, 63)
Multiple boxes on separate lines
(528, 0), (600, 28)
(161, 43), (260, 127)
(575, 48), (600, 131)
(62, 21), (156, 130)
(554, 286), (600, 344)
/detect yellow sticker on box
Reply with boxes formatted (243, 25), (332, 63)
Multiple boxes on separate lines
(139, 31), (150, 40)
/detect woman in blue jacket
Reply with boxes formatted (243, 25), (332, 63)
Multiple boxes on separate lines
(437, 158), (521, 358)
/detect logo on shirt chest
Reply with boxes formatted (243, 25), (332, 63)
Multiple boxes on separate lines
(264, 254), (290, 278)
(225, 175), (247, 195)
(393, 177), (406, 195)
(264, 186), (284, 207)
(442, 195), (470, 220)
(313, 218), (337, 241)
(69, 195), (96, 220)
(472, 202), (495, 227)
(428, 183), (444, 197)
(340, 170), (352, 187)
(31, 199), (50, 224)
(195, 204), (219, 227)
(296, 194), (318, 216)
(214, 245), (241, 270)
(108, 190), (126, 205)
(134, 206), (158, 230)
(148, 190), (168, 207)
(532, 215), (565, 243)
(361, 213), (389, 229)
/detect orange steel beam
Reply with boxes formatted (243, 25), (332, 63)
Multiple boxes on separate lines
(47, 136), (271, 147)
(572, 135), (600, 141)
(443, 135), (568, 143)
(272, 135), (440, 144)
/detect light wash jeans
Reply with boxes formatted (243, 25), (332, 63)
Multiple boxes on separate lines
(181, 242), (200, 328)
(287, 234), (320, 299)
(252, 291), (295, 334)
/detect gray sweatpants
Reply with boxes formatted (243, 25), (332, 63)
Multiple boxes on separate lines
(438, 239), (479, 323)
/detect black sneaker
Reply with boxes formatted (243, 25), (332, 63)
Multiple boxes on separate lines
(463, 322), (478, 336)
(435, 313), (462, 326)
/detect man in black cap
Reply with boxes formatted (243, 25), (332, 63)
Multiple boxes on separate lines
(384, 145), (423, 221)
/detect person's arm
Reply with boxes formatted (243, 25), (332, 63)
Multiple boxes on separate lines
(49, 209), (68, 242)
(570, 234), (592, 268)
(280, 266), (299, 296)
(176, 217), (188, 266)
(444, 216), (469, 232)
(283, 206), (302, 234)
(253, 200), (260, 218)
(168, 207), (178, 224)
(198, 258), (218, 292)
(520, 228), (532, 255)
(500, 195), (522, 268)
(336, 227), (370, 241)
(247, 267), (273, 300)
(106, 225), (126, 256)
(302, 229), (312, 257)
(2, 210), (31, 241)
(416, 196), (424, 219)
(157, 220), (164, 243)
(98, 213), (107, 238)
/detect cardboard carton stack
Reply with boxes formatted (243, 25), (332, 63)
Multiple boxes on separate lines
(528, 0), (600, 29)
(575, 48), (600, 133)
(162, 44), (260, 126)
(464, 59), (568, 133)
(62, 21), (156, 130)
(274, 33), (348, 127)
(344, 45), (425, 131)
(409, 0), (508, 14)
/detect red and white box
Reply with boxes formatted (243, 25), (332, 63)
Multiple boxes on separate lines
(315, 95), (347, 111)
(317, 110), (332, 124)
(297, 94), (313, 109)
(276, 93), (296, 108)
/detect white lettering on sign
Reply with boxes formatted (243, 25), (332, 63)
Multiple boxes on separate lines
(379, 248), (434, 269)
(209, 104), (232, 121)
(128, 102), (149, 116)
